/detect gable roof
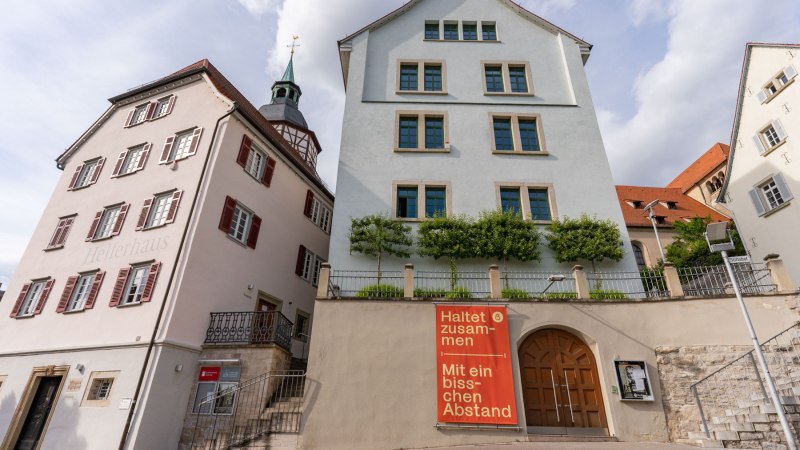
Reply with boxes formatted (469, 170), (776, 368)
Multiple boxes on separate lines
(57, 59), (333, 201)
(616, 185), (728, 228)
(666, 143), (729, 193)
(718, 42), (800, 203)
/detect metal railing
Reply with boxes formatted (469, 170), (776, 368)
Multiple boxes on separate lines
(204, 312), (293, 351)
(690, 322), (800, 438)
(189, 370), (306, 449)
(678, 263), (777, 297)
(499, 272), (577, 299)
(328, 270), (404, 298)
(414, 271), (490, 299)
(585, 269), (668, 299)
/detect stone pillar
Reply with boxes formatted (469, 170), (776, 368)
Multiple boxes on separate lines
(573, 265), (590, 300)
(489, 265), (502, 300)
(662, 263), (684, 297)
(317, 263), (331, 299)
(764, 254), (796, 292)
(404, 264), (415, 299)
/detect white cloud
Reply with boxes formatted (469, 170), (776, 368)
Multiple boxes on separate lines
(237, 0), (281, 18)
(523, 0), (577, 15)
(629, 0), (672, 26)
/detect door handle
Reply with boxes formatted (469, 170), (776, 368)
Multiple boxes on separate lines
(564, 370), (575, 423)
(550, 369), (560, 422)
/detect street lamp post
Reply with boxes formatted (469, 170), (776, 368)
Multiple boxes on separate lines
(644, 200), (667, 263)
(705, 222), (797, 450)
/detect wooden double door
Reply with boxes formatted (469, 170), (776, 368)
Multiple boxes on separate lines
(519, 329), (607, 433)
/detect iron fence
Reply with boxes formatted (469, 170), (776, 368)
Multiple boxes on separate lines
(585, 269), (668, 299)
(327, 270), (404, 298)
(414, 271), (490, 299)
(690, 322), (800, 438)
(499, 272), (577, 299)
(204, 312), (293, 351)
(189, 370), (305, 449)
(678, 263), (776, 296)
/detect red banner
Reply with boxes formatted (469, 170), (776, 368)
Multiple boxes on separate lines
(436, 305), (517, 424)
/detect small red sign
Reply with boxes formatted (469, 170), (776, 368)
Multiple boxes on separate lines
(198, 366), (220, 382)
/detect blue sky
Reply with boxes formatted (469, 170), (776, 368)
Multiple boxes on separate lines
(0, 0), (798, 287)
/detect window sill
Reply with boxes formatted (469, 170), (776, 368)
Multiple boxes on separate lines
(492, 150), (549, 156)
(394, 148), (451, 154)
(423, 39), (501, 43)
(63, 308), (86, 315)
(764, 78), (795, 104)
(762, 139), (787, 157)
(69, 184), (93, 192)
(14, 314), (35, 320)
(89, 236), (115, 243)
(159, 155), (192, 166)
(111, 170), (140, 179)
(225, 233), (249, 248)
(763, 200), (792, 218)
(116, 301), (142, 309)
(141, 223), (168, 232)
(484, 92), (535, 97)
(44, 245), (65, 252)
(393, 216), (449, 222)
(124, 121), (146, 129)
(396, 91), (448, 96)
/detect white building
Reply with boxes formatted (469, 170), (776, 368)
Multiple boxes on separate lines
(328, 0), (640, 276)
(0, 58), (332, 449)
(719, 43), (799, 284)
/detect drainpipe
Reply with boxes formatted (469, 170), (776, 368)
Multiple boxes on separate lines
(118, 103), (239, 450)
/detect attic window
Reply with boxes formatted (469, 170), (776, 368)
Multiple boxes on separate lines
(663, 201), (677, 210)
(654, 216), (667, 225)
(629, 200), (643, 209)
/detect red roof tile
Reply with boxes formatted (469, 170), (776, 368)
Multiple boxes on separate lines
(616, 185), (728, 228)
(667, 143), (730, 193)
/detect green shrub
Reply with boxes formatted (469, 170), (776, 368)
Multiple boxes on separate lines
(356, 284), (403, 298)
(542, 292), (577, 300)
(446, 286), (472, 299)
(414, 287), (448, 298)
(502, 288), (531, 299)
(590, 289), (627, 300)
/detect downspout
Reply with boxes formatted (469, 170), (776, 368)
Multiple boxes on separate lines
(118, 103), (239, 450)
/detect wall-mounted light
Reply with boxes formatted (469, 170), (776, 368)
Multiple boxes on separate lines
(76, 364), (85, 374)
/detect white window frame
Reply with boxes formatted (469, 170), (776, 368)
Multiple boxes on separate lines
(74, 160), (99, 189)
(95, 206), (122, 240)
(758, 65), (797, 103)
(152, 96), (172, 119)
(245, 144), (267, 180)
(66, 273), (96, 312)
(309, 198), (332, 233)
(169, 130), (195, 162)
(121, 265), (150, 306)
(18, 281), (46, 317)
(130, 104), (149, 126)
(145, 193), (172, 229)
(294, 310), (311, 341)
(119, 145), (146, 176)
(228, 205), (253, 244)
(751, 174), (793, 217)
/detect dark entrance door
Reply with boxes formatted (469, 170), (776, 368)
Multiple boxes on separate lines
(251, 299), (277, 343)
(14, 376), (62, 450)
(519, 329), (608, 434)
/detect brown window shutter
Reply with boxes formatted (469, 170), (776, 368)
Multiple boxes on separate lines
(10, 283), (31, 318)
(165, 190), (183, 224)
(109, 268), (130, 307)
(125, 109), (136, 127)
(219, 196), (237, 232)
(237, 135), (252, 167)
(136, 198), (154, 231)
(295, 245), (307, 276)
(137, 143), (152, 171)
(186, 127), (204, 156)
(112, 151), (127, 177)
(90, 158), (105, 185)
(140, 262), (162, 303)
(69, 164), (84, 189)
(48, 217), (72, 249)
(160, 136), (175, 164)
(247, 215), (262, 249)
(112, 204), (129, 236)
(84, 271), (105, 309)
(58, 217), (75, 247)
(262, 157), (277, 187)
(86, 210), (103, 241)
(34, 279), (55, 315)
(304, 190), (314, 217)
(57, 276), (79, 313)
(165, 96), (176, 115)
(145, 102), (156, 120)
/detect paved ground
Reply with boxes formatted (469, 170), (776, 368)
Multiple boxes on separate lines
(410, 442), (698, 450)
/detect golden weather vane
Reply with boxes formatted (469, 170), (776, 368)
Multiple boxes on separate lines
(288, 35), (300, 56)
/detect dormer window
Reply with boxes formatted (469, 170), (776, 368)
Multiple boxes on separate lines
(654, 216), (666, 225)
(663, 201), (677, 210)
(628, 200), (643, 209)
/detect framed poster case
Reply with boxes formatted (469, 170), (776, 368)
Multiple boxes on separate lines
(614, 360), (654, 401)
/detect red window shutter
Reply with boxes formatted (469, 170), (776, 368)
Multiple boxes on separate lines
(165, 96), (176, 115)
(237, 135), (252, 167)
(145, 102), (156, 120)
(10, 283), (31, 318)
(304, 190), (314, 217)
(219, 196), (237, 232)
(69, 164), (84, 189)
(85, 271), (105, 309)
(86, 211), (103, 241)
(112, 204), (129, 236)
(137, 143), (152, 171)
(57, 276), (79, 313)
(262, 157), (277, 187)
(140, 262), (162, 303)
(109, 268), (130, 307)
(295, 245), (307, 276)
(186, 127), (204, 156)
(58, 217), (74, 247)
(247, 215), (262, 249)
(112, 151), (127, 177)
(136, 198), (153, 231)
(90, 158), (105, 185)
(48, 217), (72, 249)
(160, 136), (175, 164)
(33, 279), (55, 315)
(165, 190), (183, 224)
(124, 109), (135, 127)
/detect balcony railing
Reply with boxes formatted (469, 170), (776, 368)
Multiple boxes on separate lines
(205, 312), (293, 351)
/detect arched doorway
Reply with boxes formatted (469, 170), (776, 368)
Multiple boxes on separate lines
(519, 328), (608, 434)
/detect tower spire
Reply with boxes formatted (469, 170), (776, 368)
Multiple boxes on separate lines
(281, 36), (300, 83)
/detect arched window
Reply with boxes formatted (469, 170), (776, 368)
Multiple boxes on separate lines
(706, 181), (716, 193)
(713, 177), (722, 189)
(718, 171), (725, 182)
(632, 242), (646, 267)
(276, 88), (287, 98)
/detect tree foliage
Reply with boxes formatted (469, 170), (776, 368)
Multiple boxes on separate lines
(348, 214), (412, 279)
(665, 217), (745, 267)
(474, 209), (542, 272)
(545, 214), (624, 273)
(417, 214), (476, 288)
